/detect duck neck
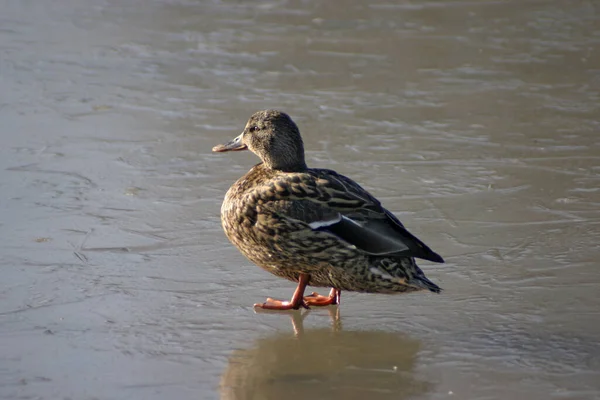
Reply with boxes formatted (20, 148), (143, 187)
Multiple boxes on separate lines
(265, 158), (308, 172)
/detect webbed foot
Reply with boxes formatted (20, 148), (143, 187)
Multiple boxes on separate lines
(303, 288), (341, 306)
(253, 273), (312, 311)
(254, 297), (309, 310)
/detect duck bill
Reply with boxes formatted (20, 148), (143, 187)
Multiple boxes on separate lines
(212, 133), (248, 152)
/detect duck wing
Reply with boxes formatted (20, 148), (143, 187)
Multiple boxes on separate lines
(270, 169), (444, 263)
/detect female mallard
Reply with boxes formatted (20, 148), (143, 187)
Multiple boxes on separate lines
(213, 110), (444, 310)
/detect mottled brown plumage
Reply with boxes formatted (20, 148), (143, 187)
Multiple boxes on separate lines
(213, 110), (443, 310)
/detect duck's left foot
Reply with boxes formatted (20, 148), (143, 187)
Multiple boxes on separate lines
(253, 273), (313, 311)
(304, 288), (341, 306)
(254, 297), (309, 310)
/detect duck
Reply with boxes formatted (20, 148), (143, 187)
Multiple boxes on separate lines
(213, 110), (444, 310)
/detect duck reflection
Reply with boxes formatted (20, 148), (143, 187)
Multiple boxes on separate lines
(221, 311), (431, 400)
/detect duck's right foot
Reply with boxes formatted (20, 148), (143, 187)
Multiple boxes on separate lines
(304, 288), (341, 306)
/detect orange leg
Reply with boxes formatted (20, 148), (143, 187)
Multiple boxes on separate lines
(304, 288), (341, 307)
(254, 273), (311, 310)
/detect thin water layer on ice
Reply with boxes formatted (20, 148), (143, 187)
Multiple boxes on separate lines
(1, 0), (599, 399)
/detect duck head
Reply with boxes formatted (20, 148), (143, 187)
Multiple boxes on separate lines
(212, 110), (308, 172)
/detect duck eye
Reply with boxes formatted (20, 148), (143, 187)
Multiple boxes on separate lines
(250, 126), (259, 132)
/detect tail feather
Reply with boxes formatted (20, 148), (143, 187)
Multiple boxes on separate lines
(406, 258), (442, 293)
(414, 275), (442, 293)
(371, 256), (442, 294)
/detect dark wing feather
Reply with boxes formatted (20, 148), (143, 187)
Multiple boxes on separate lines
(269, 168), (444, 263)
(318, 212), (444, 263)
